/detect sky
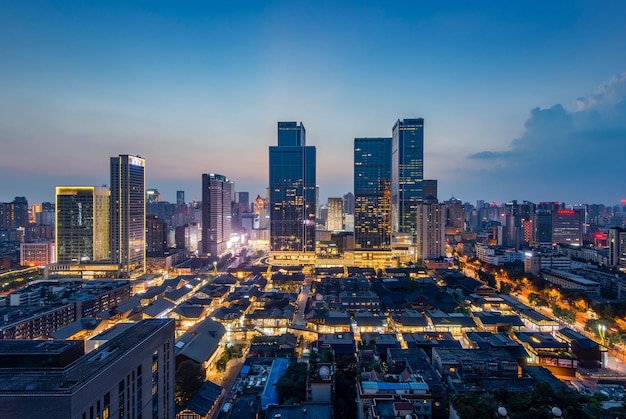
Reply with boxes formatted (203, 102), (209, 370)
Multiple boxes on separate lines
(1, 1), (626, 207)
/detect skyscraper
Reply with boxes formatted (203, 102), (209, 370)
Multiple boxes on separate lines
(269, 122), (316, 252)
(416, 196), (446, 260)
(201, 173), (233, 257)
(55, 186), (110, 263)
(176, 190), (185, 205)
(354, 137), (391, 250)
(110, 154), (146, 278)
(552, 208), (583, 245)
(391, 118), (424, 243)
(326, 198), (344, 231)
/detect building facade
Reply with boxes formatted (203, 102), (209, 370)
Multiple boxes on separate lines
(269, 122), (316, 253)
(201, 173), (233, 258)
(416, 197), (446, 260)
(0, 319), (175, 419)
(326, 198), (344, 231)
(110, 155), (146, 278)
(56, 186), (110, 264)
(354, 137), (392, 250)
(391, 118), (424, 247)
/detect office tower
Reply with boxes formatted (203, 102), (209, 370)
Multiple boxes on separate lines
(201, 173), (233, 257)
(416, 197), (446, 260)
(0, 319), (175, 419)
(391, 118), (424, 242)
(146, 188), (160, 204)
(110, 154), (146, 278)
(146, 215), (168, 256)
(552, 208), (583, 245)
(36, 202), (55, 226)
(269, 122), (316, 252)
(56, 186), (110, 264)
(238, 192), (250, 213)
(608, 227), (626, 268)
(423, 179), (438, 200)
(326, 198), (344, 231)
(445, 197), (465, 232)
(354, 137), (391, 250)
(533, 210), (553, 244)
(343, 192), (355, 215)
(176, 190), (185, 205)
(253, 195), (269, 229)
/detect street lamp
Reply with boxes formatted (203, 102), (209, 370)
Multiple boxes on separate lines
(213, 261), (218, 275)
(598, 324), (607, 346)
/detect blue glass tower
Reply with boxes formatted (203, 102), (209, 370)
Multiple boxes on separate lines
(269, 122), (316, 252)
(391, 118), (424, 242)
(354, 137), (392, 250)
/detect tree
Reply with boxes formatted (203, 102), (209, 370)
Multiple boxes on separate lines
(175, 360), (204, 405)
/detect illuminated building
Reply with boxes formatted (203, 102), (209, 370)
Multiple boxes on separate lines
(146, 188), (160, 204)
(608, 227), (626, 268)
(20, 241), (55, 266)
(269, 121), (316, 253)
(326, 197), (344, 231)
(110, 154), (146, 277)
(55, 186), (110, 264)
(0, 197), (29, 229)
(532, 210), (553, 245)
(354, 137), (391, 250)
(416, 196), (446, 260)
(201, 173), (233, 257)
(0, 319), (175, 419)
(391, 118), (424, 248)
(146, 215), (168, 255)
(552, 208), (583, 245)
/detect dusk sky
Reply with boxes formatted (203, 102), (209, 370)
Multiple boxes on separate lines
(1, 1), (626, 207)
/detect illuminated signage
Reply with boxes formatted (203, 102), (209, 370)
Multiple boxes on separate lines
(556, 209), (575, 215)
(129, 156), (144, 167)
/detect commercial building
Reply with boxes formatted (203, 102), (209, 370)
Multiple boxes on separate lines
(56, 186), (110, 264)
(326, 197), (344, 231)
(0, 319), (175, 419)
(391, 118), (424, 248)
(268, 122), (316, 257)
(416, 197), (446, 260)
(552, 209), (583, 246)
(110, 155), (146, 277)
(608, 227), (626, 269)
(201, 173), (233, 258)
(354, 137), (392, 251)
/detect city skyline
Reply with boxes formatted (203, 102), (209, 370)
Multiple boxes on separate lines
(1, 2), (626, 205)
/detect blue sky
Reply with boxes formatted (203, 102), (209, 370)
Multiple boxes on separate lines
(1, 1), (626, 206)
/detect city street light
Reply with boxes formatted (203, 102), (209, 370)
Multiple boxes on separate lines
(598, 324), (607, 346)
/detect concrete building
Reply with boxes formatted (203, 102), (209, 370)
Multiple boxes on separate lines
(326, 197), (344, 231)
(0, 319), (175, 419)
(416, 197), (446, 261)
(20, 241), (55, 266)
(201, 173), (233, 258)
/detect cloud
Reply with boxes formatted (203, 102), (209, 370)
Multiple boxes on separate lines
(463, 73), (626, 203)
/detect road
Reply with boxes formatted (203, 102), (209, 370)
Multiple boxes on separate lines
(293, 275), (313, 327)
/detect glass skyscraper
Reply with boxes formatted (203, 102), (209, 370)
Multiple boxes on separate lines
(269, 122), (316, 252)
(55, 186), (110, 263)
(354, 137), (391, 250)
(202, 173), (233, 257)
(391, 118), (424, 242)
(110, 154), (146, 277)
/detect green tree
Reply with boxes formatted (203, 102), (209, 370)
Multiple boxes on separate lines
(175, 360), (204, 405)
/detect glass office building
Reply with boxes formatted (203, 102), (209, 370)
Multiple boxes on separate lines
(201, 173), (233, 257)
(269, 122), (316, 252)
(391, 118), (424, 241)
(354, 137), (392, 250)
(110, 155), (146, 277)
(55, 186), (110, 263)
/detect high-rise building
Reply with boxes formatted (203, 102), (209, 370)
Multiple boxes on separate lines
(253, 195), (269, 230)
(533, 210), (553, 244)
(391, 118), (424, 243)
(354, 137), (391, 250)
(201, 173), (233, 257)
(608, 227), (626, 268)
(269, 122), (316, 253)
(146, 188), (160, 204)
(552, 208), (583, 246)
(423, 179), (438, 200)
(326, 198), (344, 231)
(110, 154), (146, 278)
(416, 197), (446, 260)
(0, 319), (175, 419)
(0, 197), (29, 229)
(176, 190), (185, 205)
(445, 197), (465, 232)
(146, 215), (168, 256)
(56, 186), (110, 264)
